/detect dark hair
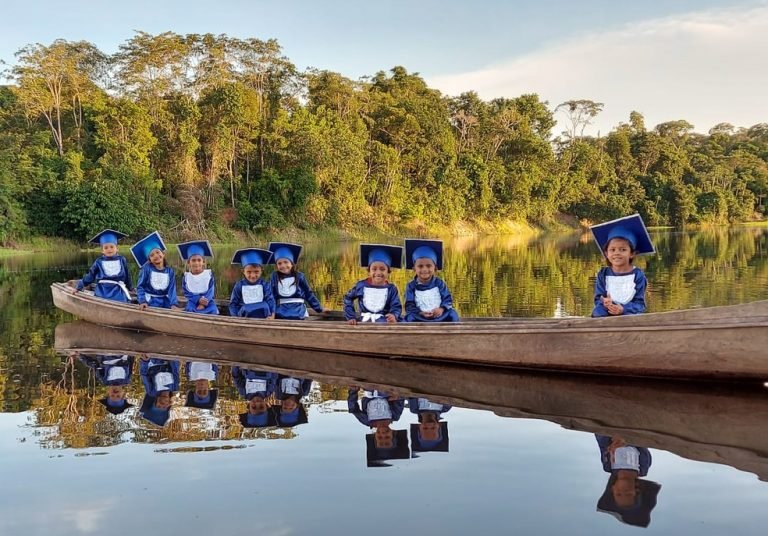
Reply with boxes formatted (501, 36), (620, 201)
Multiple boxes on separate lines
(603, 237), (635, 266)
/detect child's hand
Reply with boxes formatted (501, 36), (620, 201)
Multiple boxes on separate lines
(607, 302), (624, 315)
(199, 297), (209, 306)
(347, 319), (357, 325)
(432, 307), (445, 317)
(171, 305), (180, 311)
(420, 310), (434, 319)
(196, 303), (205, 311)
(267, 314), (275, 320)
(601, 294), (613, 307)
(139, 303), (148, 311)
(385, 313), (397, 324)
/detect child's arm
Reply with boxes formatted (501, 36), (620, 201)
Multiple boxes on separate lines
(76, 259), (100, 291)
(263, 280), (277, 317)
(343, 284), (359, 323)
(386, 285), (403, 322)
(167, 269), (179, 308)
(621, 270), (647, 315)
(437, 279), (455, 311)
(390, 399), (406, 421)
(298, 273), (324, 312)
(139, 359), (153, 394)
(228, 282), (242, 317)
(593, 268), (608, 308)
(136, 265), (149, 305)
(121, 256), (134, 292)
(201, 273), (216, 305)
(404, 282), (421, 318)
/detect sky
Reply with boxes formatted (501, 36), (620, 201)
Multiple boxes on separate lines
(1, 0), (766, 135)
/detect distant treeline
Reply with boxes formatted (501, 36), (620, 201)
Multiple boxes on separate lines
(1, 32), (767, 244)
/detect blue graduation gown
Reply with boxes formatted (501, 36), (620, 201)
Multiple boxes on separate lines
(270, 272), (323, 320)
(231, 367), (278, 399)
(347, 388), (405, 427)
(184, 362), (218, 381)
(404, 276), (459, 322)
(136, 264), (179, 309)
(140, 358), (180, 396)
(343, 279), (402, 322)
(595, 435), (652, 476)
(592, 266), (647, 317)
(228, 278), (276, 318)
(407, 397), (452, 417)
(79, 354), (134, 386)
(76, 254), (133, 302)
(182, 269), (218, 315)
(275, 375), (312, 399)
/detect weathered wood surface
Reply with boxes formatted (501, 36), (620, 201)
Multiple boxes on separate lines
(52, 282), (768, 379)
(55, 321), (768, 481)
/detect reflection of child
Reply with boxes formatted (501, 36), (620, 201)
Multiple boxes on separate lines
(268, 242), (324, 320)
(229, 248), (276, 319)
(132, 231), (179, 310)
(78, 353), (135, 415)
(343, 244), (403, 324)
(139, 357), (180, 427)
(590, 215), (654, 317)
(74, 229), (133, 302)
(184, 361), (218, 409)
(348, 387), (409, 467)
(403, 239), (459, 322)
(274, 375), (312, 426)
(178, 241), (218, 315)
(232, 367), (278, 427)
(408, 397), (451, 453)
(595, 434), (661, 528)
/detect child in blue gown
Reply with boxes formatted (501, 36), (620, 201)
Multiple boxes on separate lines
(408, 397), (451, 454)
(74, 229), (133, 302)
(403, 239), (459, 322)
(139, 356), (180, 427)
(343, 244), (403, 324)
(228, 248), (276, 319)
(348, 386), (408, 467)
(268, 242), (324, 320)
(273, 375), (312, 427)
(184, 361), (218, 409)
(132, 231), (179, 310)
(178, 240), (218, 315)
(78, 353), (134, 415)
(589, 215), (654, 317)
(232, 366), (278, 428)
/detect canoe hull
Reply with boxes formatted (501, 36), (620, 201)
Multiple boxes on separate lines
(51, 283), (768, 379)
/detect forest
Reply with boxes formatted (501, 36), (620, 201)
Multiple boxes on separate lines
(1, 32), (767, 244)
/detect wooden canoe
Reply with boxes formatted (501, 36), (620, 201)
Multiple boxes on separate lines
(54, 321), (768, 481)
(50, 282), (768, 380)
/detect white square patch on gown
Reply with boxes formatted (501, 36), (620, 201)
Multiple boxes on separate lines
(106, 367), (127, 382)
(150, 270), (170, 291)
(277, 277), (296, 297)
(185, 270), (212, 295)
(417, 398), (444, 411)
(362, 287), (388, 313)
(101, 259), (122, 277)
(154, 372), (174, 391)
(281, 378), (301, 395)
(189, 362), (216, 381)
(605, 274), (637, 305)
(242, 284), (264, 304)
(611, 446), (641, 471)
(366, 397), (393, 421)
(415, 287), (442, 312)
(245, 378), (267, 394)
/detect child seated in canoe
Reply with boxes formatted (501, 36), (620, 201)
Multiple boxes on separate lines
(184, 361), (218, 409)
(229, 248), (276, 319)
(343, 244), (403, 324)
(139, 356), (180, 427)
(132, 231), (179, 310)
(232, 366), (278, 428)
(590, 214), (654, 317)
(178, 240), (218, 315)
(403, 239), (459, 322)
(73, 229), (133, 302)
(268, 242), (324, 320)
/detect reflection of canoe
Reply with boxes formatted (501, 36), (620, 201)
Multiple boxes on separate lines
(55, 321), (768, 481)
(51, 282), (768, 379)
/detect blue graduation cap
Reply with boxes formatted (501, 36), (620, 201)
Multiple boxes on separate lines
(405, 238), (443, 270)
(410, 422), (449, 453)
(268, 242), (303, 264)
(177, 240), (213, 261)
(139, 395), (171, 427)
(590, 214), (655, 256)
(99, 397), (133, 415)
(366, 429), (410, 467)
(131, 231), (167, 267)
(239, 411), (277, 428)
(597, 477), (662, 528)
(360, 244), (403, 269)
(184, 389), (218, 409)
(88, 229), (127, 246)
(231, 248), (272, 267)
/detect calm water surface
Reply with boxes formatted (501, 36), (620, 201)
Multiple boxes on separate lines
(2, 228), (768, 535)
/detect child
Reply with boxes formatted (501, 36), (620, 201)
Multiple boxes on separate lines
(343, 244), (403, 324)
(74, 229), (133, 302)
(78, 353), (134, 415)
(589, 214), (654, 317)
(232, 367), (278, 428)
(184, 361), (218, 409)
(132, 231), (179, 310)
(229, 248), (276, 319)
(347, 386), (409, 467)
(268, 242), (324, 320)
(139, 356), (180, 427)
(403, 239), (459, 322)
(273, 375), (312, 427)
(408, 397), (451, 455)
(178, 240), (218, 315)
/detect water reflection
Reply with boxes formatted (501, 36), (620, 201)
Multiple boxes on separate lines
(409, 397), (451, 456)
(77, 353), (134, 415)
(348, 387), (408, 467)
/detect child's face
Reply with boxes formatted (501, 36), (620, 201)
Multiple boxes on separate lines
(148, 248), (165, 268)
(374, 426), (394, 449)
(414, 258), (436, 283)
(419, 413), (441, 441)
(102, 243), (118, 257)
(611, 473), (639, 508)
(244, 264), (262, 283)
(604, 238), (634, 269)
(107, 386), (125, 402)
(155, 391), (172, 410)
(188, 255), (205, 275)
(276, 258), (293, 275)
(194, 379), (209, 398)
(281, 397), (298, 413)
(248, 396), (267, 414)
(368, 261), (390, 285)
